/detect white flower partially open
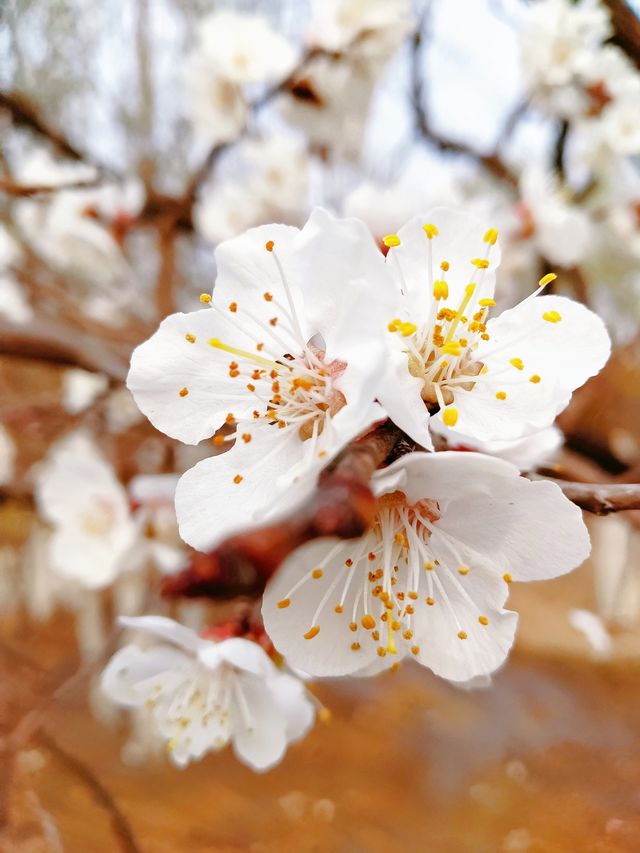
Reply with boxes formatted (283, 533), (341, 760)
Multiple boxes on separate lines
(263, 451), (590, 683)
(128, 209), (394, 551)
(377, 209), (610, 448)
(101, 615), (315, 771)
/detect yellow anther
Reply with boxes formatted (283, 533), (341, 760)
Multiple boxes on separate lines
(277, 598), (291, 609)
(349, 622), (357, 632)
(199, 293), (211, 303)
(442, 407), (459, 427)
(265, 240), (275, 252)
(424, 562), (434, 570)
(478, 616), (489, 626)
(457, 631), (468, 640)
(377, 647), (387, 657)
(426, 597), (435, 606)
(496, 391), (507, 400)
(351, 642), (361, 651)
(241, 433), (252, 443)
(334, 604), (343, 614)
(478, 298), (496, 307)
(433, 279), (448, 300)
(399, 322), (417, 337)
(304, 626), (320, 640)
(503, 572), (513, 584)
(382, 234), (401, 248)
(539, 272), (557, 288)
(543, 310), (562, 323)
(458, 564), (470, 576)
(311, 568), (323, 579)
(529, 374), (541, 384)
(411, 645), (420, 655)
(510, 357), (524, 370)
(179, 387), (189, 397)
(387, 318), (402, 332)
(423, 223), (438, 239)
(185, 333), (196, 343)
(208, 338), (281, 369)
(441, 341), (462, 356)
(471, 258), (489, 269)
(440, 260), (450, 272)
(361, 614), (376, 630)
(233, 474), (243, 484)
(483, 228), (499, 245)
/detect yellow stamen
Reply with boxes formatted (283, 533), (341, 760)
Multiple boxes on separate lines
(265, 240), (274, 252)
(442, 407), (458, 427)
(471, 258), (489, 269)
(510, 357), (524, 370)
(539, 272), (557, 288)
(277, 598), (291, 609)
(209, 338), (281, 369)
(458, 564), (470, 576)
(444, 284), (476, 343)
(233, 474), (243, 484)
(179, 387), (189, 397)
(441, 341), (462, 356)
(543, 310), (562, 323)
(361, 614), (376, 630)
(311, 568), (323, 579)
(479, 616), (489, 626)
(483, 228), (499, 245)
(496, 391), (507, 400)
(478, 298), (496, 307)
(440, 260), (450, 272)
(503, 572), (513, 584)
(529, 374), (541, 384)
(388, 318), (401, 332)
(457, 631), (468, 640)
(399, 321), (417, 337)
(185, 333), (196, 343)
(433, 279), (448, 300)
(423, 223), (438, 239)
(382, 234), (401, 248)
(304, 626), (320, 640)
(199, 293), (211, 303)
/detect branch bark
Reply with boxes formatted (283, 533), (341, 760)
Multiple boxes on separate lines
(553, 480), (640, 515)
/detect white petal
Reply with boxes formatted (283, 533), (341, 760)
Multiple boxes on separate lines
(50, 523), (137, 589)
(175, 424), (303, 550)
(262, 535), (386, 677)
(390, 207), (501, 316)
(231, 673), (288, 771)
(209, 637), (275, 677)
(127, 309), (267, 444)
(270, 672), (315, 743)
(101, 644), (192, 706)
(119, 615), (203, 654)
(376, 347), (434, 450)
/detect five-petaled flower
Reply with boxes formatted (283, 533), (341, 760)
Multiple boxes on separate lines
(101, 615), (315, 770)
(128, 208), (394, 551)
(376, 208), (610, 449)
(263, 451), (590, 683)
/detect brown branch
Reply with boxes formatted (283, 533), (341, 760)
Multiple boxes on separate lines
(38, 730), (141, 853)
(0, 91), (115, 176)
(553, 480), (640, 515)
(155, 217), (177, 317)
(0, 177), (102, 197)
(603, 0), (640, 70)
(162, 421), (407, 600)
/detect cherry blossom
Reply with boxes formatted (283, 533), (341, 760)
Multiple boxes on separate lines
(128, 208), (394, 550)
(377, 208), (610, 448)
(101, 615), (315, 770)
(263, 451), (590, 683)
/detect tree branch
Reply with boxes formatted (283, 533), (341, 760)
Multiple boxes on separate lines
(162, 421), (408, 600)
(603, 0), (640, 70)
(553, 480), (640, 515)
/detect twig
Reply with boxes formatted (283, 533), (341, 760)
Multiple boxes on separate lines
(0, 177), (103, 197)
(552, 480), (640, 515)
(163, 421), (407, 599)
(603, 0), (640, 70)
(38, 730), (141, 853)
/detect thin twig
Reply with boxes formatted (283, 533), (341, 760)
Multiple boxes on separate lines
(0, 177), (103, 197)
(552, 480), (640, 515)
(38, 730), (141, 853)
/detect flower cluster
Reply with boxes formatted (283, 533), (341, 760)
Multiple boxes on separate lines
(108, 204), (610, 767)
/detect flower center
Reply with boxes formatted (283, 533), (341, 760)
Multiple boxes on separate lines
(80, 497), (117, 537)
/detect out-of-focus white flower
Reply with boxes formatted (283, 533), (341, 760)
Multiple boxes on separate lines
(263, 451), (590, 682)
(0, 424), (16, 486)
(101, 615), (315, 771)
(129, 474), (186, 575)
(280, 0), (411, 159)
(519, 166), (593, 267)
(184, 11), (296, 146)
(105, 388), (145, 433)
(377, 208), (610, 449)
(128, 209), (394, 551)
(589, 514), (640, 629)
(61, 369), (109, 414)
(194, 136), (310, 244)
(34, 432), (138, 589)
(568, 608), (613, 659)
(308, 0), (412, 58)
(520, 0), (612, 114)
(0, 275), (32, 324)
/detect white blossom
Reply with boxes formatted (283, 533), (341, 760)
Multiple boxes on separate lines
(61, 369), (109, 414)
(263, 451), (590, 682)
(101, 615), (315, 771)
(0, 424), (16, 487)
(376, 208), (610, 449)
(127, 209), (395, 551)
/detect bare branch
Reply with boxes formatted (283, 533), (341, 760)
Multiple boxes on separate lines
(552, 480), (640, 515)
(0, 177), (103, 197)
(602, 0), (640, 70)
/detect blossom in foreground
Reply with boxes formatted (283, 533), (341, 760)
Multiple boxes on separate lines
(128, 209), (394, 550)
(34, 432), (139, 589)
(377, 208), (610, 448)
(101, 616), (315, 770)
(263, 451), (590, 683)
